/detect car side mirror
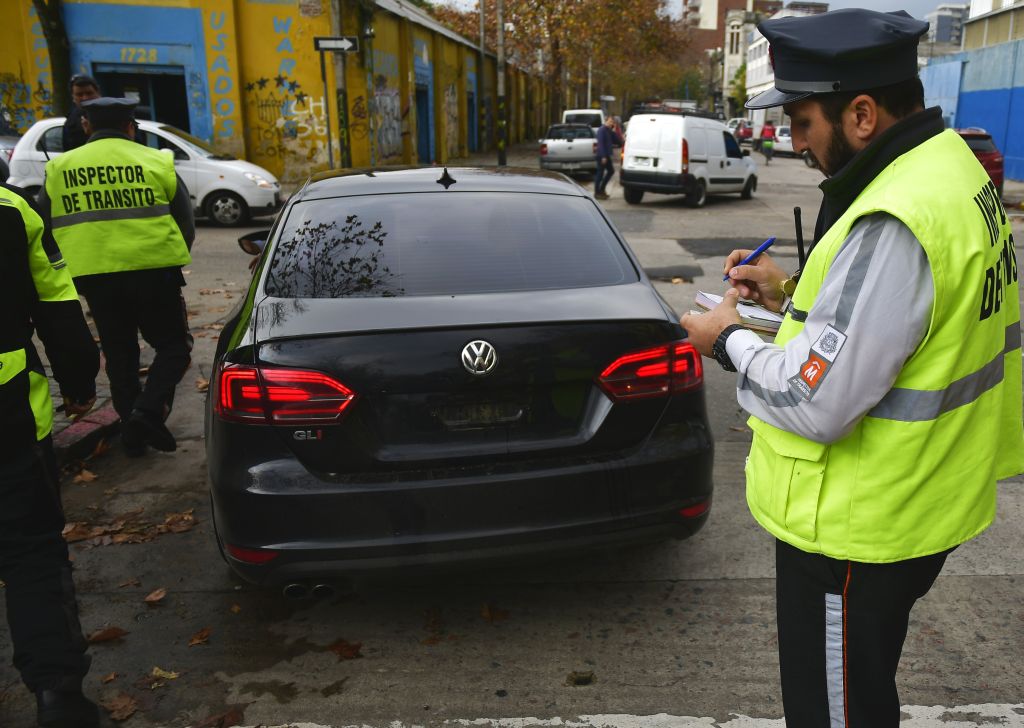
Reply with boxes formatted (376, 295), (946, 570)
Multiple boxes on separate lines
(238, 230), (271, 255)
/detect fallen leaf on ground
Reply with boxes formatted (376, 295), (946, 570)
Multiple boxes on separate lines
(195, 377), (210, 392)
(101, 692), (138, 720)
(229, 604), (241, 614)
(86, 626), (128, 643)
(199, 288), (225, 295)
(189, 627), (212, 646)
(565, 670), (596, 686)
(481, 602), (510, 623)
(118, 578), (140, 588)
(193, 706), (247, 728)
(73, 469), (98, 484)
(328, 639), (363, 660)
(101, 672), (117, 684)
(89, 438), (112, 459)
(144, 587), (167, 605)
(151, 666), (180, 680)
(671, 277), (685, 284)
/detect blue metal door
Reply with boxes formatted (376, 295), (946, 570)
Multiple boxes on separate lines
(416, 85), (431, 163)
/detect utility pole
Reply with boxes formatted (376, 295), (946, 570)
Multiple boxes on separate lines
(479, 0), (485, 153)
(586, 56), (592, 108)
(496, 0), (506, 166)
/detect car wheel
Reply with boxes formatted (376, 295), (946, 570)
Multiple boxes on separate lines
(204, 191), (250, 227)
(803, 151), (818, 169)
(686, 180), (707, 208)
(741, 176), (756, 200)
(623, 186), (644, 205)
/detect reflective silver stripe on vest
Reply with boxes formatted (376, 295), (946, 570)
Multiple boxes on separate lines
(739, 372), (806, 407)
(824, 592), (846, 728)
(870, 324), (1022, 422)
(51, 204), (171, 229)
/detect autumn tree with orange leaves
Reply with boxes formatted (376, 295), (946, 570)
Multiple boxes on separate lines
(431, 0), (700, 118)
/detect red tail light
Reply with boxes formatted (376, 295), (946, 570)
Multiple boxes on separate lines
(679, 498), (710, 518)
(682, 139), (689, 173)
(540, 143), (548, 155)
(216, 363), (357, 425)
(226, 544), (279, 564)
(598, 341), (702, 401)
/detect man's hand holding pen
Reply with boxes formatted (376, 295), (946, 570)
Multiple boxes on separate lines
(723, 248), (789, 313)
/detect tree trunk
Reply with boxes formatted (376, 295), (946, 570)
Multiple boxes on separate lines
(32, 0), (71, 117)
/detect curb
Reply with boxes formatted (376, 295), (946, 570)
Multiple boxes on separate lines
(53, 404), (121, 465)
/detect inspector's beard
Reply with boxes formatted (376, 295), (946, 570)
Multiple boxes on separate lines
(810, 123), (858, 178)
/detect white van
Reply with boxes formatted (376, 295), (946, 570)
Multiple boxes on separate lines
(619, 113), (757, 207)
(562, 108), (604, 128)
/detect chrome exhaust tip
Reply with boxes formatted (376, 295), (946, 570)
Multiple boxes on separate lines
(282, 582), (310, 599)
(311, 583), (336, 599)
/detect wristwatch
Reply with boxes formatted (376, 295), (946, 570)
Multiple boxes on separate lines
(711, 324), (746, 372)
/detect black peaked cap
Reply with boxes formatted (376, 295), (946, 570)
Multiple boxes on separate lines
(80, 97), (137, 128)
(746, 9), (929, 110)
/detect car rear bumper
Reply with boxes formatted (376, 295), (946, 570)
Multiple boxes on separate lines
(540, 159), (597, 172)
(209, 412), (714, 584)
(620, 170), (696, 195)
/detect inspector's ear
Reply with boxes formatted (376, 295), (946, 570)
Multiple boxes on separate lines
(847, 94), (879, 144)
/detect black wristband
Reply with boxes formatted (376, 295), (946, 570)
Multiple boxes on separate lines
(712, 324), (745, 372)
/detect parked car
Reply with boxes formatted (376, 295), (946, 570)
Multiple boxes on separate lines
(209, 166), (714, 590)
(727, 118), (753, 145)
(562, 108), (604, 128)
(7, 118), (283, 225)
(619, 113), (757, 207)
(539, 123), (598, 175)
(774, 125), (795, 156)
(0, 134), (18, 183)
(957, 127), (1004, 198)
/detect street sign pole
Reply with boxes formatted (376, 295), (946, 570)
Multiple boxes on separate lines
(313, 36), (359, 170)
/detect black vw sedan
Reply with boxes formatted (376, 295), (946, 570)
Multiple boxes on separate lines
(206, 166), (713, 589)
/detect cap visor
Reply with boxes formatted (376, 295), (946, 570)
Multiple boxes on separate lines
(745, 87), (813, 110)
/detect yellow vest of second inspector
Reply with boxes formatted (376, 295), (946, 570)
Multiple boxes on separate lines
(45, 137), (191, 277)
(745, 130), (1024, 562)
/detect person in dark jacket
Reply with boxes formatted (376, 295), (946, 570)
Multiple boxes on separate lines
(593, 116), (623, 200)
(61, 75), (101, 152)
(0, 181), (100, 727)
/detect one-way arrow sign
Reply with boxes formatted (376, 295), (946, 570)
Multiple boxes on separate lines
(315, 36), (359, 52)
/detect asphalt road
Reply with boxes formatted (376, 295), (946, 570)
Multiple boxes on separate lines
(1, 151), (1021, 727)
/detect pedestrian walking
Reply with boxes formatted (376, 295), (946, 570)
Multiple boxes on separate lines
(680, 9), (1023, 727)
(61, 75), (101, 152)
(593, 116), (623, 200)
(38, 97), (195, 457)
(760, 120), (776, 165)
(1, 181), (101, 727)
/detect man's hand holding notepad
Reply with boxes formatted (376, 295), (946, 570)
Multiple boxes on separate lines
(693, 291), (783, 334)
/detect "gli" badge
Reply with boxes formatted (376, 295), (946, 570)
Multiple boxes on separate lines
(293, 430), (323, 441)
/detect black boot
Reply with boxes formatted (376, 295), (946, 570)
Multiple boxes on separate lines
(125, 408), (176, 452)
(36, 687), (99, 728)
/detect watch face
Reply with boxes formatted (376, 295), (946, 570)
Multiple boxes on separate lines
(782, 277), (798, 296)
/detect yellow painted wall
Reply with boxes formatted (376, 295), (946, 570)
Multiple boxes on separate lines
(234, 0), (338, 181)
(199, 0), (244, 158)
(365, 12), (406, 165)
(0, 3), (55, 133)
(437, 36), (461, 162)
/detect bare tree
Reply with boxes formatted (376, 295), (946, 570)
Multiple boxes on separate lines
(32, 0), (71, 117)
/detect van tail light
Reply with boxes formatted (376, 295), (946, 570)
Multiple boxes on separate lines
(216, 363), (357, 425)
(682, 139), (689, 173)
(540, 143), (548, 155)
(597, 341), (702, 401)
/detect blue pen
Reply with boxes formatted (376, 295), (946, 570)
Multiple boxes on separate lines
(724, 236), (777, 281)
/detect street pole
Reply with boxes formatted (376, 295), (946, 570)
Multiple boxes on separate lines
(479, 0), (485, 152)
(496, 0), (506, 166)
(319, 49), (335, 169)
(586, 56), (592, 108)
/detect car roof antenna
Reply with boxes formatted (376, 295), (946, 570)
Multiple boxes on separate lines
(436, 168), (457, 189)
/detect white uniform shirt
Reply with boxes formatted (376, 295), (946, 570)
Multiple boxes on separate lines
(725, 212), (934, 444)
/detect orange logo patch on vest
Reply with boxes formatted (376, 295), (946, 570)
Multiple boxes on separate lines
(800, 353), (827, 388)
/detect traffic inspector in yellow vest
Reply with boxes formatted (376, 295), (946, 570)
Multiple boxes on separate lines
(38, 97), (196, 457)
(1, 181), (101, 726)
(679, 9), (1023, 728)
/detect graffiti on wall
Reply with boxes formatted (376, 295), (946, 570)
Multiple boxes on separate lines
(207, 10), (236, 138)
(444, 83), (459, 158)
(372, 74), (403, 161)
(243, 13), (327, 172)
(0, 70), (51, 135)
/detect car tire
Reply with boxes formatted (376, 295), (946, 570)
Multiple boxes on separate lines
(623, 186), (644, 205)
(204, 190), (250, 227)
(687, 180), (707, 208)
(741, 176), (756, 200)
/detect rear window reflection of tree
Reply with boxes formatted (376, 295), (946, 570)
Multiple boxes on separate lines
(266, 214), (403, 298)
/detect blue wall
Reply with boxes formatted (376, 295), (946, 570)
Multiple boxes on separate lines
(924, 40), (1024, 180)
(63, 3), (212, 141)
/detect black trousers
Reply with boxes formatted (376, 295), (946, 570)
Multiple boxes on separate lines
(0, 437), (90, 692)
(594, 157), (615, 193)
(76, 269), (192, 422)
(775, 539), (951, 728)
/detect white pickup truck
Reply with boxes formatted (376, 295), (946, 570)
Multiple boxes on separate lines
(539, 124), (598, 176)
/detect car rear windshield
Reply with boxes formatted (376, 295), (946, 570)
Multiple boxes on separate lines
(546, 125), (595, 140)
(264, 192), (637, 298)
(564, 113), (602, 127)
(962, 135), (998, 153)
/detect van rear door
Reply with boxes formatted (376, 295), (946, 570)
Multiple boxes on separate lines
(625, 116), (681, 174)
(709, 130), (747, 192)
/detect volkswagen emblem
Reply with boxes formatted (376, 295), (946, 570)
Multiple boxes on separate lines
(461, 340), (498, 376)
